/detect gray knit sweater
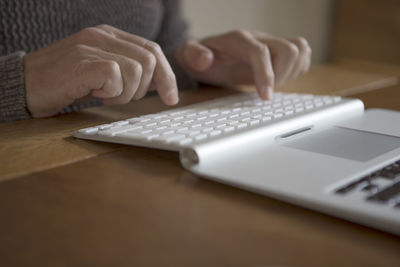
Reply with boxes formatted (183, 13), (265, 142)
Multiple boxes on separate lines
(0, 0), (193, 122)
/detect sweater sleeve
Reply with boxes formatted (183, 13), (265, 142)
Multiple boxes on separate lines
(0, 51), (32, 122)
(155, 0), (197, 91)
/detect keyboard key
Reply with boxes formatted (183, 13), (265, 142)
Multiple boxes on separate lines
(262, 116), (272, 122)
(195, 134), (207, 141)
(97, 124), (113, 130)
(191, 123), (202, 128)
(236, 123), (247, 129)
(153, 114), (168, 119)
(117, 131), (148, 140)
(160, 119), (171, 124)
(146, 134), (160, 140)
(201, 127), (214, 133)
(188, 131), (201, 136)
(112, 120), (129, 126)
(177, 127), (189, 132)
(162, 130), (175, 135)
(209, 130), (222, 136)
(98, 125), (136, 136)
(368, 181), (400, 203)
(223, 126), (235, 133)
(139, 118), (152, 123)
(183, 119), (195, 124)
(145, 122), (157, 127)
(173, 116), (184, 121)
(140, 129), (153, 134)
(78, 127), (98, 134)
(165, 134), (186, 142)
(178, 138), (193, 145)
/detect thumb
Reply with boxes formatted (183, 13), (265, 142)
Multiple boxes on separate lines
(181, 40), (214, 72)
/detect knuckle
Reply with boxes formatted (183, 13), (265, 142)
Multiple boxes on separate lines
(102, 60), (120, 77)
(285, 42), (300, 59)
(233, 29), (250, 39)
(156, 71), (176, 88)
(144, 41), (162, 54)
(96, 24), (111, 30)
(295, 36), (311, 52)
(126, 60), (143, 76)
(304, 43), (312, 55)
(76, 27), (103, 42)
(142, 52), (157, 69)
(70, 44), (89, 56)
(96, 24), (117, 38)
(256, 44), (270, 58)
(166, 72), (177, 85)
(296, 36), (309, 47)
(117, 96), (131, 105)
(265, 72), (275, 82)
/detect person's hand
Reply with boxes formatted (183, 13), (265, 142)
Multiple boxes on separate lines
(176, 29), (312, 100)
(24, 24), (179, 118)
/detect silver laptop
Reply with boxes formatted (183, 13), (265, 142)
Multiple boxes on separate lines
(74, 92), (400, 235)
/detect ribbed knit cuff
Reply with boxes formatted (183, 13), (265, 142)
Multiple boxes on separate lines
(0, 51), (31, 122)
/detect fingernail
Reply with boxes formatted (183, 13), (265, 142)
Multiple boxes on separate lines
(267, 86), (274, 100)
(167, 90), (179, 105)
(261, 86), (272, 100)
(198, 51), (213, 71)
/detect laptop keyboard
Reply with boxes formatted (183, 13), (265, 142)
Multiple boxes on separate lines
(335, 160), (400, 208)
(75, 92), (342, 150)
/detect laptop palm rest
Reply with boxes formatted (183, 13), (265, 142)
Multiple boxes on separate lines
(180, 108), (400, 234)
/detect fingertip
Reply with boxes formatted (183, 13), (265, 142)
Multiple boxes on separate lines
(166, 89), (179, 105)
(258, 85), (274, 100)
(91, 88), (115, 98)
(184, 42), (214, 72)
(267, 86), (274, 100)
(196, 50), (213, 71)
(132, 91), (146, 100)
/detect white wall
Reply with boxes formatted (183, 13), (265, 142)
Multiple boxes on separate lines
(182, 0), (333, 64)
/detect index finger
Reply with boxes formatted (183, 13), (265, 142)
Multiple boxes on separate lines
(97, 25), (179, 105)
(201, 30), (275, 100)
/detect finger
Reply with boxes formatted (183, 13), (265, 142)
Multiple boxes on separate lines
(253, 31), (299, 87)
(96, 25), (179, 105)
(142, 40), (179, 105)
(201, 30), (274, 100)
(148, 80), (156, 92)
(71, 59), (123, 100)
(81, 46), (143, 105)
(181, 40), (214, 72)
(287, 37), (312, 78)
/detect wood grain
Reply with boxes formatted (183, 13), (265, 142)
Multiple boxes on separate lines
(0, 148), (399, 266)
(331, 0), (400, 65)
(240, 61), (398, 96)
(352, 84), (400, 110)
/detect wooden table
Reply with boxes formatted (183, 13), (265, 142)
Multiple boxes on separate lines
(1, 60), (400, 266)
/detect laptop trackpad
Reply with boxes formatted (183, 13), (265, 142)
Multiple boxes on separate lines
(283, 127), (400, 162)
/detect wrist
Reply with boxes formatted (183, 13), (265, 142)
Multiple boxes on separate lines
(0, 52), (31, 122)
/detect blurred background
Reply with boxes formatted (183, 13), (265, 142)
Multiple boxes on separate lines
(182, 0), (400, 66)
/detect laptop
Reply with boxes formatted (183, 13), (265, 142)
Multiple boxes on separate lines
(74, 92), (400, 235)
